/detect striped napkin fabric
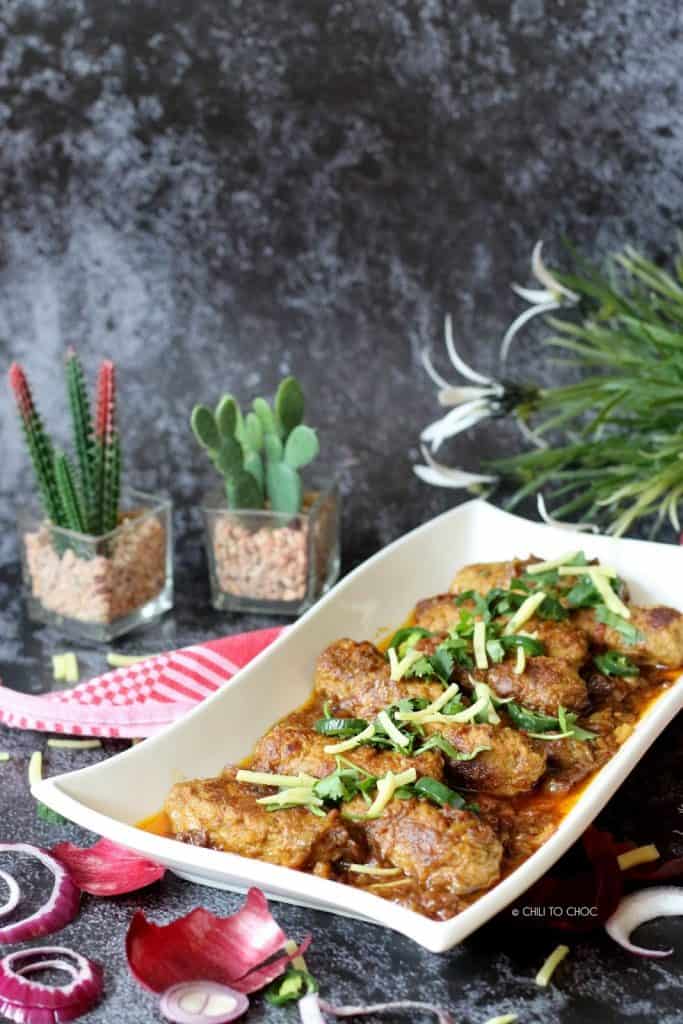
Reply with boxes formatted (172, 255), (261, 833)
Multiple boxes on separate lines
(0, 627), (284, 739)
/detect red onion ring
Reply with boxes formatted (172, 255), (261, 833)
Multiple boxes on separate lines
(0, 843), (80, 943)
(160, 981), (249, 1023)
(605, 886), (683, 957)
(0, 945), (103, 1023)
(0, 868), (20, 918)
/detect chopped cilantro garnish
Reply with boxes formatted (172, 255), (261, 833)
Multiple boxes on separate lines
(453, 609), (476, 638)
(487, 588), (528, 617)
(404, 630), (472, 684)
(455, 590), (491, 622)
(565, 570), (626, 612)
(408, 656), (437, 679)
(397, 696), (430, 713)
(415, 733), (490, 761)
(566, 575), (602, 608)
(535, 595), (570, 621)
(441, 694), (466, 715)
(521, 568), (560, 586)
(313, 765), (377, 804)
(428, 646), (455, 683)
(314, 717), (369, 737)
(594, 605), (644, 645)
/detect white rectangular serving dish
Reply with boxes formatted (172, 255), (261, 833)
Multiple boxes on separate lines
(34, 499), (683, 952)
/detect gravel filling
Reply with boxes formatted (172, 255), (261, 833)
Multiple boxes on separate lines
(212, 518), (309, 602)
(24, 513), (166, 624)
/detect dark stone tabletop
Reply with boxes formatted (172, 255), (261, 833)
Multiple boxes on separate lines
(1, 2), (682, 1021)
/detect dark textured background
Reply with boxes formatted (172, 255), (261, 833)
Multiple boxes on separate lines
(1, 2), (682, 1021)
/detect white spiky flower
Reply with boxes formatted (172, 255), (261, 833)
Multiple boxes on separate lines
(501, 241), (579, 363)
(414, 444), (497, 489)
(418, 315), (506, 453)
(414, 320), (539, 488)
(414, 242), (574, 491)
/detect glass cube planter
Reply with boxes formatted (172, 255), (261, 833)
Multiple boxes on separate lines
(18, 488), (174, 643)
(201, 479), (340, 616)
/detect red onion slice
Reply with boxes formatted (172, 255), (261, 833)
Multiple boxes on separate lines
(0, 945), (103, 1023)
(319, 998), (455, 1023)
(0, 869), (20, 918)
(605, 886), (683, 957)
(0, 844), (80, 943)
(160, 981), (249, 1023)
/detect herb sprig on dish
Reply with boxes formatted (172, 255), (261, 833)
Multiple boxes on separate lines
(385, 599), (549, 686)
(236, 759), (475, 819)
(313, 692), (492, 757)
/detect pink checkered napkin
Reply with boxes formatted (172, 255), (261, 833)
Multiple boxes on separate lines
(0, 627), (284, 739)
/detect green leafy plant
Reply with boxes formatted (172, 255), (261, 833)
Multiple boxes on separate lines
(9, 351), (122, 536)
(414, 240), (683, 537)
(191, 376), (320, 515)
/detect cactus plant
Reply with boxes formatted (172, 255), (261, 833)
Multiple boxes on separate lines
(65, 348), (96, 532)
(274, 376), (305, 436)
(54, 450), (86, 533)
(191, 397), (264, 510)
(9, 363), (65, 527)
(191, 375), (320, 515)
(94, 360), (121, 534)
(9, 354), (123, 538)
(265, 423), (320, 515)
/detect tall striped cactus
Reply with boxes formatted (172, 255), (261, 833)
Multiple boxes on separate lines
(9, 363), (66, 527)
(9, 355), (122, 537)
(54, 450), (86, 533)
(94, 360), (121, 534)
(65, 348), (96, 532)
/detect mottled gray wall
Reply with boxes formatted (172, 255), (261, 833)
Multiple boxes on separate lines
(2, 0), (682, 567)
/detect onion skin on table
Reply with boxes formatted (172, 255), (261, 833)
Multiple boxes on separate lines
(0, 843), (80, 943)
(0, 945), (104, 1024)
(50, 838), (165, 896)
(126, 887), (310, 995)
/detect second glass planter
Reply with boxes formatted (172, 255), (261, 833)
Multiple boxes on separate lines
(202, 480), (340, 616)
